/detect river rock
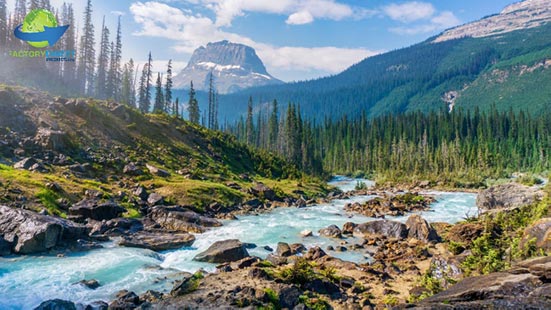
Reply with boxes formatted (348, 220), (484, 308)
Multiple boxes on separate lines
(300, 229), (313, 237)
(353, 220), (408, 239)
(0, 235), (11, 256)
(412, 256), (551, 309)
(0, 205), (85, 254)
(85, 301), (109, 310)
(342, 222), (357, 235)
(69, 200), (125, 222)
(146, 164), (170, 177)
(170, 273), (196, 296)
(406, 214), (439, 242)
(319, 224), (342, 238)
(34, 299), (76, 310)
(149, 206), (222, 233)
(276, 242), (293, 257)
(77, 279), (101, 290)
(109, 290), (141, 310)
(194, 239), (249, 263)
(477, 183), (544, 214)
(119, 231), (195, 251)
(304, 246), (327, 260)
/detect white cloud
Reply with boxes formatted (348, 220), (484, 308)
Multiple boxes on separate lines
(286, 11), (314, 25)
(187, 0), (357, 27)
(383, 2), (435, 23)
(389, 10), (461, 35)
(130, 1), (380, 78)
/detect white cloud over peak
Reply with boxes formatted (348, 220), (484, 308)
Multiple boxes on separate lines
(383, 2), (436, 23)
(383, 2), (461, 35)
(130, 1), (380, 79)
(185, 0), (357, 26)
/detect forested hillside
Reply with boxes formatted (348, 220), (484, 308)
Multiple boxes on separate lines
(217, 23), (551, 122)
(229, 101), (550, 185)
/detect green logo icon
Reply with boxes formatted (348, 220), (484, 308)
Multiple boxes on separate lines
(14, 9), (69, 48)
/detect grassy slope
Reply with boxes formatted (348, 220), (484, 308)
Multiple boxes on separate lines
(0, 85), (328, 216)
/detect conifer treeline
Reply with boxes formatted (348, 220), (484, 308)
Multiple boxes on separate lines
(229, 103), (550, 181)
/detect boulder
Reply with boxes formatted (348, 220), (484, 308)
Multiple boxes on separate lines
(34, 299), (76, 310)
(194, 239), (249, 263)
(406, 214), (439, 242)
(413, 256), (551, 309)
(147, 193), (164, 206)
(300, 229), (313, 237)
(109, 290), (141, 310)
(447, 222), (484, 244)
(34, 128), (68, 151)
(353, 220), (408, 239)
(149, 206), (222, 233)
(69, 200), (125, 222)
(0, 235), (11, 256)
(146, 164), (170, 177)
(0, 205), (85, 254)
(319, 224), (342, 238)
(170, 273), (196, 296)
(133, 186), (149, 201)
(123, 163), (143, 176)
(77, 279), (101, 290)
(85, 301), (108, 310)
(13, 157), (37, 170)
(276, 242), (292, 257)
(278, 286), (302, 309)
(231, 256), (260, 269)
(304, 246), (327, 260)
(249, 183), (278, 201)
(119, 231), (195, 251)
(520, 218), (551, 251)
(342, 222), (357, 235)
(477, 183), (544, 214)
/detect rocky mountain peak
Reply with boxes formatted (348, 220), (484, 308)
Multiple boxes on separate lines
(173, 41), (282, 94)
(434, 0), (551, 42)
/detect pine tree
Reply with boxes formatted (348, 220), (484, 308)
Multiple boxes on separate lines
(0, 0), (7, 49)
(246, 97), (254, 145)
(174, 97), (179, 118)
(137, 52), (153, 113)
(76, 0), (95, 95)
(207, 72), (215, 129)
(188, 81), (200, 124)
(121, 59), (135, 107)
(95, 17), (110, 99)
(137, 53), (153, 114)
(61, 3), (76, 83)
(107, 16), (122, 100)
(165, 60), (173, 113)
(268, 99), (278, 151)
(153, 73), (164, 113)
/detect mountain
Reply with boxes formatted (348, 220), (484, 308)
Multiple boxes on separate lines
(173, 41), (283, 94)
(434, 0), (551, 42)
(217, 0), (551, 121)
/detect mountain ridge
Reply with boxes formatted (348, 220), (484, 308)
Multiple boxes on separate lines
(173, 41), (282, 94)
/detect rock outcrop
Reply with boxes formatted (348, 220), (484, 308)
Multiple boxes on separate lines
(412, 256), (551, 309)
(119, 231), (195, 251)
(194, 239), (249, 263)
(477, 183), (543, 214)
(149, 206), (222, 233)
(406, 214), (439, 242)
(353, 220), (408, 239)
(0, 205), (85, 254)
(69, 200), (125, 222)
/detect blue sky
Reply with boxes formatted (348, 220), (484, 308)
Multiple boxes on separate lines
(9, 0), (517, 81)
